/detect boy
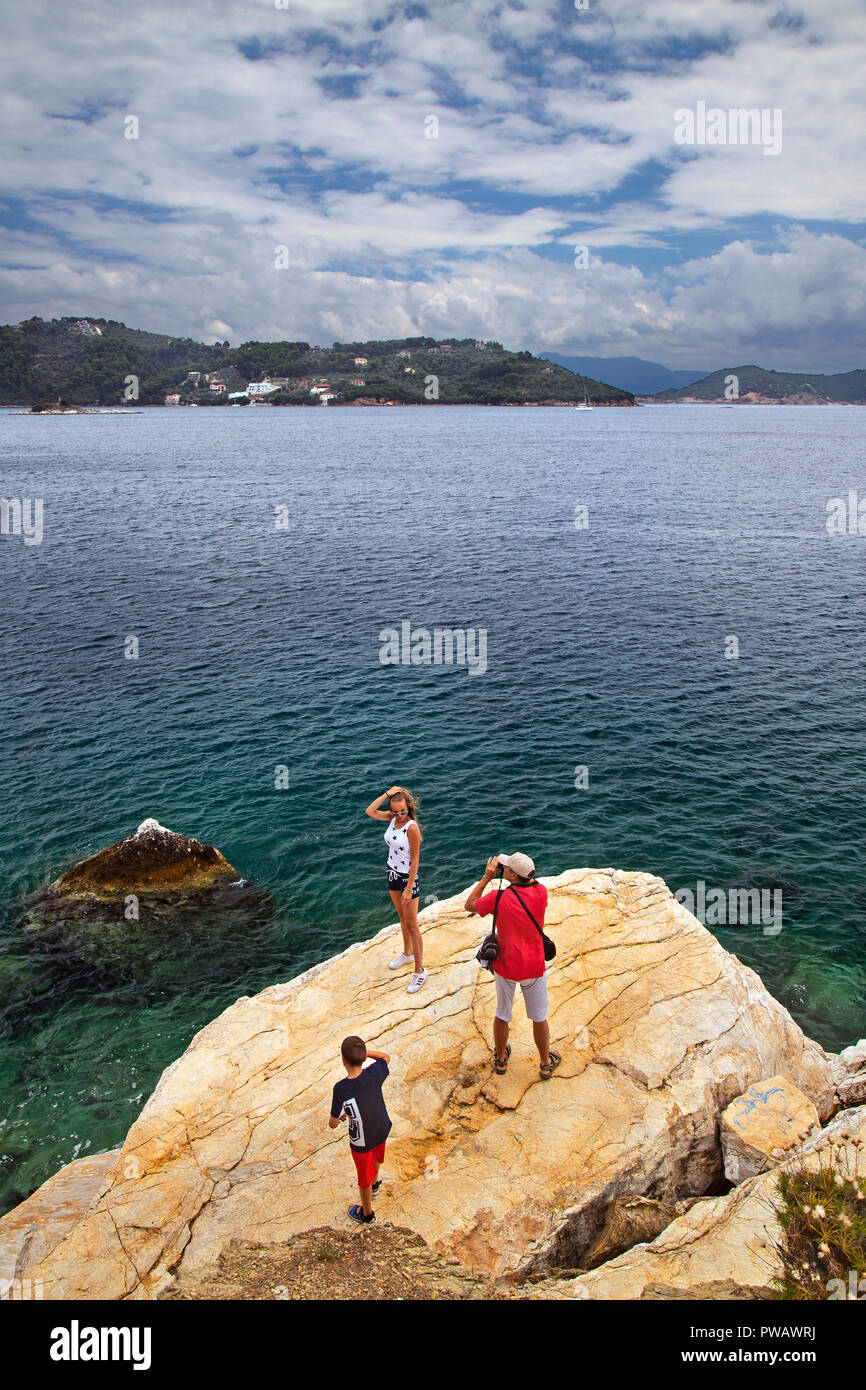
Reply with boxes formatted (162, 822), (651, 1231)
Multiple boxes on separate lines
(329, 1036), (392, 1224)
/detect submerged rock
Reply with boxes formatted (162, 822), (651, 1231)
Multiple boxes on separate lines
(1, 867), (841, 1300)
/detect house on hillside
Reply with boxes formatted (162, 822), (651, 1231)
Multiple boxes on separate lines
(354, 356), (368, 366)
(164, 394), (181, 406)
(397, 349), (412, 358)
(72, 320), (103, 336)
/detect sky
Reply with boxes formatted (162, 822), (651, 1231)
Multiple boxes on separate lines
(0, 0), (864, 370)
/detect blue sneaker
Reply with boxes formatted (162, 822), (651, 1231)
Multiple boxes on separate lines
(348, 1204), (375, 1224)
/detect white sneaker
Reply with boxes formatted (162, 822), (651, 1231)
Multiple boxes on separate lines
(407, 969), (427, 994)
(388, 952), (413, 970)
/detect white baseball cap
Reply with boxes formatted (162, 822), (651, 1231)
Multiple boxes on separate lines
(498, 852), (536, 878)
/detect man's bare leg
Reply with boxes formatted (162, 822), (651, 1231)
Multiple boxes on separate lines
(532, 1020), (550, 1066)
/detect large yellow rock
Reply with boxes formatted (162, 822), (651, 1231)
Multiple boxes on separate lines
(4, 868), (836, 1299)
(720, 1075), (819, 1183)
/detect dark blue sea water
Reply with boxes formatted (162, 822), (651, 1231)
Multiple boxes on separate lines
(1, 403), (865, 1215)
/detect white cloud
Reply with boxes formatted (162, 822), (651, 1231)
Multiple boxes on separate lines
(0, 0), (863, 369)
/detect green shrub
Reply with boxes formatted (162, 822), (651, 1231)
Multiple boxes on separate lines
(771, 1138), (866, 1299)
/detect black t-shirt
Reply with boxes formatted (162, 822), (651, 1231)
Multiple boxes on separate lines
(330, 1058), (392, 1152)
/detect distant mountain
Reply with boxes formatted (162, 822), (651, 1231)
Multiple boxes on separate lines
(539, 353), (711, 396)
(652, 364), (866, 405)
(0, 317), (635, 407)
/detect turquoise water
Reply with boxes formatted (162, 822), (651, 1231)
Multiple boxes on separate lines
(1, 403), (865, 1215)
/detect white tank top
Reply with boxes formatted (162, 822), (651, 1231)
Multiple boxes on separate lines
(384, 816), (416, 873)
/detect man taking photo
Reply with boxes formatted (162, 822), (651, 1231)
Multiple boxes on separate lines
(465, 853), (560, 1081)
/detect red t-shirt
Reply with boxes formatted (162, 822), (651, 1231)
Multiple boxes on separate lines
(475, 882), (548, 980)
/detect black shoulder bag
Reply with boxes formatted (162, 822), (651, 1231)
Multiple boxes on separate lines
(475, 885), (504, 972)
(507, 884), (557, 961)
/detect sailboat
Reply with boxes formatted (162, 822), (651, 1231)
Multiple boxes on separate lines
(574, 385), (593, 410)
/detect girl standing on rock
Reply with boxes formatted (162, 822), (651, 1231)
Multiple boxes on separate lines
(365, 785), (426, 993)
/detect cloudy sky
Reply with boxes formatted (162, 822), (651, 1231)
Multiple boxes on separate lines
(1, 0), (864, 369)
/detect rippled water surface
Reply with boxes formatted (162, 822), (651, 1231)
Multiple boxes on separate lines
(1, 403), (865, 1214)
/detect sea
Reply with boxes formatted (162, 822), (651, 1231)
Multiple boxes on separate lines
(1, 401), (865, 1216)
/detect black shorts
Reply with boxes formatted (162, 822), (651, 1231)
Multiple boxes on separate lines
(387, 869), (420, 899)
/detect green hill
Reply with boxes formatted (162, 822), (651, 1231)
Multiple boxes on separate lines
(0, 317), (234, 407)
(652, 364), (866, 404)
(0, 319), (635, 407)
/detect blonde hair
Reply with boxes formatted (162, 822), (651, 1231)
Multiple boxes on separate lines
(389, 786), (423, 837)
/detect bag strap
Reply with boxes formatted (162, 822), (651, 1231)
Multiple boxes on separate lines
(506, 883), (544, 937)
(490, 884), (506, 935)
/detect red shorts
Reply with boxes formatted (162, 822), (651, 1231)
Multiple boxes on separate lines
(351, 1142), (386, 1189)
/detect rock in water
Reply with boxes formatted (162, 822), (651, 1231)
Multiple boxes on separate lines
(49, 819), (239, 900)
(14, 821), (269, 992)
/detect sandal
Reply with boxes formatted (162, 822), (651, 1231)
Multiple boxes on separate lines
(539, 1050), (561, 1081)
(348, 1204), (375, 1224)
(493, 1044), (511, 1075)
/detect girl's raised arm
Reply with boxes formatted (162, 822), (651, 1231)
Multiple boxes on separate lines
(365, 789), (397, 820)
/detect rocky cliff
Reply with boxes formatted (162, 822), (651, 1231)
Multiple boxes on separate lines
(0, 867), (850, 1300)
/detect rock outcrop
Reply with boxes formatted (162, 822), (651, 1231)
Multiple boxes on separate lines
(830, 1040), (866, 1109)
(526, 1104), (866, 1300)
(1, 867), (840, 1300)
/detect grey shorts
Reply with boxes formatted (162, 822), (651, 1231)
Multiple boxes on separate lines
(494, 974), (548, 1024)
